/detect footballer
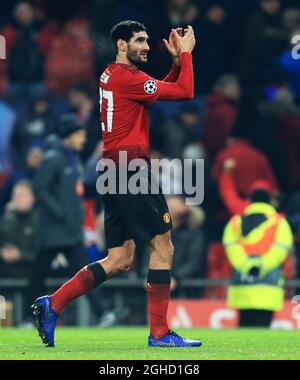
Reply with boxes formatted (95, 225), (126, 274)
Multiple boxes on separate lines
(32, 20), (201, 348)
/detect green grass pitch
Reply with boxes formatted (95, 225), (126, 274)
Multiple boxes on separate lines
(0, 327), (300, 360)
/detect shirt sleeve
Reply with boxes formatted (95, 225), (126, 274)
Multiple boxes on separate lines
(122, 52), (194, 104)
(219, 172), (249, 215)
(162, 63), (181, 82)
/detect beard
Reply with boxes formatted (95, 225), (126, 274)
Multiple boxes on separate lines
(126, 46), (146, 66)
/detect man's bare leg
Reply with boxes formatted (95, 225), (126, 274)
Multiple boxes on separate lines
(50, 239), (136, 314)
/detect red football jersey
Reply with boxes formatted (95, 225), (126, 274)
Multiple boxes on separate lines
(100, 52), (194, 161)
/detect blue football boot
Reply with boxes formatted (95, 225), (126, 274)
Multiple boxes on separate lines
(148, 330), (202, 347)
(31, 296), (58, 347)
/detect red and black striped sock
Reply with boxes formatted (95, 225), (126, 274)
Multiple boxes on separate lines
(146, 269), (171, 340)
(50, 262), (106, 314)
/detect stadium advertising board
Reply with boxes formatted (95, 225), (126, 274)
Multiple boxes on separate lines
(168, 300), (300, 330)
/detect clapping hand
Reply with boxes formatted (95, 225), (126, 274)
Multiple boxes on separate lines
(163, 26), (196, 65)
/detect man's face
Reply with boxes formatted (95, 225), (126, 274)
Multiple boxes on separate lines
(224, 80), (240, 101)
(12, 185), (35, 213)
(261, 0), (280, 15)
(69, 90), (86, 109)
(34, 100), (48, 115)
(171, 0), (189, 10)
(207, 5), (226, 25)
(126, 31), (150, 65)
(26, 148), (43, 169)
(68, 129), (87, 151)
(180, 111), (199, 127)
(15, 2), (34, 27)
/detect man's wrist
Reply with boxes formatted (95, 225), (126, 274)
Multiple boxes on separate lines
(180, 50), (192, 55)
(173, 55), (181, 66)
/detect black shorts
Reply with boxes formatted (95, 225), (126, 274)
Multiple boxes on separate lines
(101, 167), (172, 248)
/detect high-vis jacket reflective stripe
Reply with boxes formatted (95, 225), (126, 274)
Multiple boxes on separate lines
(231, 214), (284, 256)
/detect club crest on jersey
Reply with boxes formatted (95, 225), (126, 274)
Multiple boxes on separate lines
(163, 212), (171, 224)
(144, 80), (157, 94)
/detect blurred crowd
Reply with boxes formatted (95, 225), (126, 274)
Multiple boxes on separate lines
(0, 0), (300, 301)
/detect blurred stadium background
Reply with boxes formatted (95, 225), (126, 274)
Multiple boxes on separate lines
(0, 0), (300, 330)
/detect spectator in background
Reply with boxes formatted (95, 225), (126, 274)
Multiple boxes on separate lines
(278, 9), (300, 103)
(0, 144), (43, 215)
(284, 190), (300, 293)
(212, 133), (277, 199)
(11, 88), (57, 168)
(197, 3), (233, 94)
(241, 0), (287, 93)
(139, 195), (207, 295)
(164, 0), (199, 28)
(24, 115), (103, 321)
(202, 74), (240, 164)
(223, 187), (293, 327)
(167, 196), (207, 285)
(161, 103), (202, 160)
(92, 0), (117, 78)
(219, 158), (278, 216)
(0, 100), (16, 181)
(45, 19), (94, 94)
(68, 83), (101, 164)
(252, 86), (300, 191)
(281, 7), (300, 35)
(0, 180), (37, 278)
(158, 0), (200, 79)
(2, 1), (47, 102)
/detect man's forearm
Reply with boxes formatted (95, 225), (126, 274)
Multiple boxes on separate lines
(158, 52), (194, 100)
(162, 61), (181, 82)
(220, 173), (248, 215)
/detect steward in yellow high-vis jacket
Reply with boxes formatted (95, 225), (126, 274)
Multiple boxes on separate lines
(223, 189), (293, 327)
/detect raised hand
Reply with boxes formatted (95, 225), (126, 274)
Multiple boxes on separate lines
(223, 158), (236, 173)
(163, 28), (183, 65)
(172, 25), (196, 54)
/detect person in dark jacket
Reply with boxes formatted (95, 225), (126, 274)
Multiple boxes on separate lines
(196, 3), (233, 94)
(167, 196), (206, 285)
(68, 83), (102, 164)
(0, 180), (37, 278)
(2, 1), (47, 104)
(161, 103), (202, 160)
(24, 115), (103, 320)
(0, 143), (43, 216)
(34, 118), (86, 250)
(241, 0), (287, 92)
(11, 88), (57, 169)
(2, 1), (45, 81)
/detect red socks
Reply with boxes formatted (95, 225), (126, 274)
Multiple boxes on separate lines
(50, 262), (171, 340)
(50, 263), (106, 314)
(146, 270), (171, 339)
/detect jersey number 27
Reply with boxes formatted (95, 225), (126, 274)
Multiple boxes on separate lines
(99, 88), (113, 132)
